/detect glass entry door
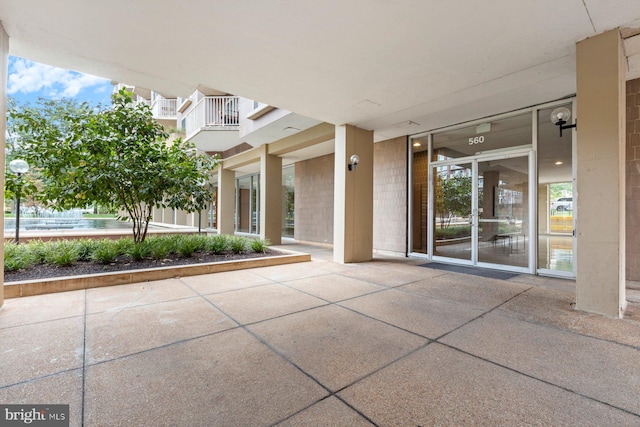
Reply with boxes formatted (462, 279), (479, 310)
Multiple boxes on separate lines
(476, 156), (530, 269)
(432, 162), (473, 261)
(431, 152), (532, 272)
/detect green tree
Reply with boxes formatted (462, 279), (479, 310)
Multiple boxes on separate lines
(5, 97), (86, 210)
(8, 89), (218, 242)
(549, 182), (572, 201)
(435, 174), (472, 228)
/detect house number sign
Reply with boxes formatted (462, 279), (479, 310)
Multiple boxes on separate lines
(468, 136), (485, 145)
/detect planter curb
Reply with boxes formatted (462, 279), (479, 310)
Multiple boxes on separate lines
(4, 249), (310, 298)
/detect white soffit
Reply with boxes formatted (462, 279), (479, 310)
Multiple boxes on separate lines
(2, 0), (640, 140)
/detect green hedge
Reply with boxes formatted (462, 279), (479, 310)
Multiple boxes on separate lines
(4, 234), (270, 271)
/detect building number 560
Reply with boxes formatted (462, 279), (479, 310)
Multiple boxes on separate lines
(468, 136), (485, 145)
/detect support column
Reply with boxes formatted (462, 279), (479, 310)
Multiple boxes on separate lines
(259, 145), (282, 244)
(0, 24), (8, 309)
(334, 125), (374, 263)
(576, 29), (626, 317)
(217, 164), (235, 235)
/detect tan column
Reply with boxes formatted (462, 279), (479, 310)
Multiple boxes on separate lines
(174, 209), (187, 226)
(575, 29), (626, 317)
(217, 164), (235, 235)
(259, 145), (282, 244)
(0, 24), (8, 308)
(333, 125), (374, 263)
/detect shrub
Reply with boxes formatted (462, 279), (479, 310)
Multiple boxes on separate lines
(176, 235), (200, 258)
(76, 239), (99, 261)
(92, 239), (121, 264)
(250, 238), (270, 253)
(43, 240), (80, 267)
(4, 242), (37, 271)
(114, 237), (134, 256)
(191, 235), (209, 252)
(127, 240), (151, 261)
(148, 236), (175, 260)
(28, 239), (50, 264)
(229, 236), (248, 254)
(206, 235), (229, 255)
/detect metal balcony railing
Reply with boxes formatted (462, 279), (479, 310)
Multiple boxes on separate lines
(184, 96), (239, 139)
(151, 98), (177, 119)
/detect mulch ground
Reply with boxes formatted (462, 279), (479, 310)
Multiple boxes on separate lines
(4, 249), (282, 282)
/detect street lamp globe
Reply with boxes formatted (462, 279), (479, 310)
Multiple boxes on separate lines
(9, 159), (29, 174)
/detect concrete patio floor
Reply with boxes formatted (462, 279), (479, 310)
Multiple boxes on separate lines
(1, 244), (639, 426)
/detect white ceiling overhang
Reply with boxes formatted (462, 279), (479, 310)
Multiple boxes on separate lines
(2, 0), (640, 140)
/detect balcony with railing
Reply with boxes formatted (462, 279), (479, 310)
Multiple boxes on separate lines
(151, 98), (177, 120)
(183, 96), (240, 151)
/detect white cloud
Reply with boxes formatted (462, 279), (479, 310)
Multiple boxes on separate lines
(8, 57), (108, 98)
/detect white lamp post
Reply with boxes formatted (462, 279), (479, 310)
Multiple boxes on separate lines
(9, 159), (29, 244)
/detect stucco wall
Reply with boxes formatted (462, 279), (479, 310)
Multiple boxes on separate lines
(373, 136), (407, 255)
(294, 153), (334, 244)
(626, 78), (640, 281)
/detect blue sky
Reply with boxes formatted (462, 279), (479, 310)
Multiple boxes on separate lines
(7, 56), (113, 107)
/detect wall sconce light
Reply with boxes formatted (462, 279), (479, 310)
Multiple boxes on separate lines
(551, 107), (577, 137)
(348, 154), (360, 171)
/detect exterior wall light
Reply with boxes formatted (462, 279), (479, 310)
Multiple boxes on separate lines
(348, 154), (360, 171)
(551, 107), (577, 137)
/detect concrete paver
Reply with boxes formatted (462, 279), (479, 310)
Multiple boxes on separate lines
(1, 244), (639, 426)
(0, 316), (84, 387)
(339, 343), (639, 426)
(180, 269), (275, 295)
(284, 274), (385, 302)
(399, 274), (531, 310)
(275, 396), (374, 426)
(248, 304), (428, 392)
(85, 297), (237, 364)
(440, 311), (640, 415)
(339, 288), (486, 338)
(0, 370), (83, 427)
(84, 329), (327, 426)
(204, 283), (327, 325)
(85, 278), (197, 314)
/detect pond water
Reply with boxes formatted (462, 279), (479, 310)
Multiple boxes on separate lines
(4, 218), (153, 231)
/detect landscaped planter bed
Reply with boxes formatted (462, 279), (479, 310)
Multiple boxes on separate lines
(4, 248), (310, 298)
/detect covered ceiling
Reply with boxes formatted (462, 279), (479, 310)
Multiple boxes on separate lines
(2, 0), (640, 141)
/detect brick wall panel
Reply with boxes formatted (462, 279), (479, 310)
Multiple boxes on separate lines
(626, 79), (640, 281)
(373, 137), (408, 254)
(294, 154), (334, 244)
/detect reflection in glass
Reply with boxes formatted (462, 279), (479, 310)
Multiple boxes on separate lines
(282, 165), (295, 238)
(477, 157), (529, 267)
(236, 174), (260, 234)
(432, 163), (472, 261)
(432, 113), (531, 162)
(411, 139), (429, 253)
(537, 104), (573, 273)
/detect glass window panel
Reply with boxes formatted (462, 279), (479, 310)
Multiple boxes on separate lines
(411, 138), (429, 253)
(282, 165), (295, 238)
(432, 113), (531, 161)
(537, 103), (573, 273)
(236, 176), (251, 233)
(433, 162), (472, 260)
(477, 156), (529, 267)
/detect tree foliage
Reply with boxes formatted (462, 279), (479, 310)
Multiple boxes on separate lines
(8, 89), (218, 242)
(435, 174), (472, 228)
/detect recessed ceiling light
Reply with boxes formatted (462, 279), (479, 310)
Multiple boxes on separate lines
(555, 161), (563, 165)
(413, 142), (421, 147)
